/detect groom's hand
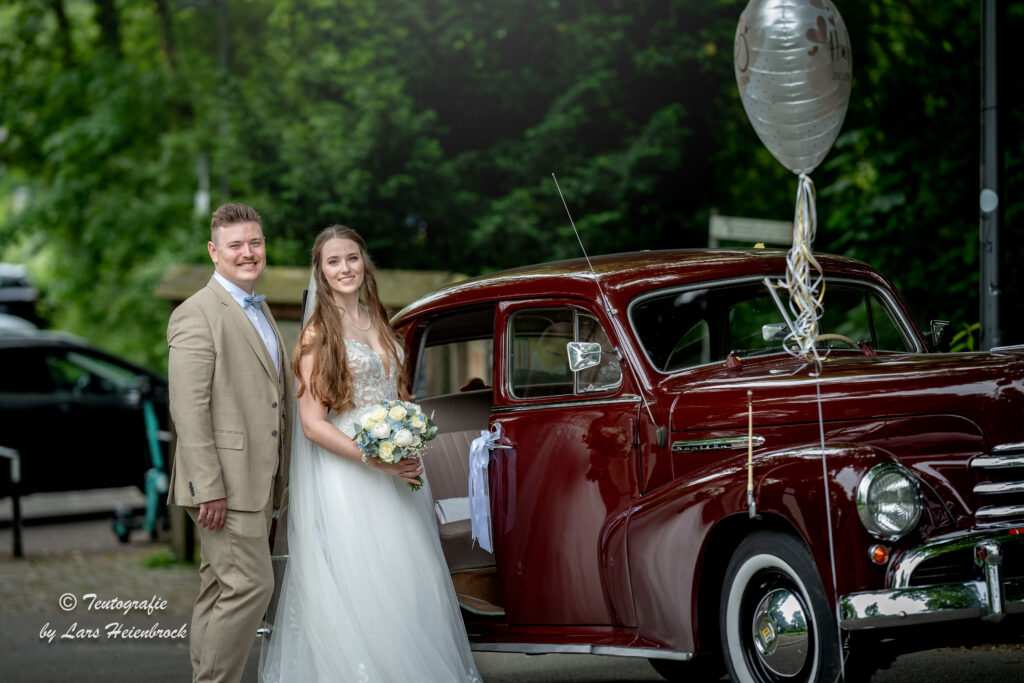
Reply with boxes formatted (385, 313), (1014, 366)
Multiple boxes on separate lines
(197, 498), (227, 530)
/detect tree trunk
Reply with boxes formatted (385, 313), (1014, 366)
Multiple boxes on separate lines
(93, 0), (122, 58)
(152, 0), (177, 71)
(49, 0), (74, 67)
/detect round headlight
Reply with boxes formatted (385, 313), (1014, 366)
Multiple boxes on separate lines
(856, 463), (922, 540)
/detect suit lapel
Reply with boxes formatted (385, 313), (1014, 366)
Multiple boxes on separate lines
(207, 278), (279, 381)
(260, 300), (287, 381)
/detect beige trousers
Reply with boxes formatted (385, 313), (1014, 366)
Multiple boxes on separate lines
(187, 501), (274, 683)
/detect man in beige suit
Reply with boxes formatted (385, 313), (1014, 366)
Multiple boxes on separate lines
(167, 203), (291, 683)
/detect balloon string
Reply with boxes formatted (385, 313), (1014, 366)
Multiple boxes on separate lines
(784, 174), (825, 362)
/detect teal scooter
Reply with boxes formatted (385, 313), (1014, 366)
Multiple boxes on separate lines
(112, 394), (169, 542)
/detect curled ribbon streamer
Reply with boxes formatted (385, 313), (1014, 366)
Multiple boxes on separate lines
(468, 423), (503, 553)
(784, 173), (825, 363)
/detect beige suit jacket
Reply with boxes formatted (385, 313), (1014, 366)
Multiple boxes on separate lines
(166, 277), (292, 511)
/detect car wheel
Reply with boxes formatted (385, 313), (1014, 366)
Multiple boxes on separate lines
(720, 531), (840, 683)
(648, 652), (726, 681)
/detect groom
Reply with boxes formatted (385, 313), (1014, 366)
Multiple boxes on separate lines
(167, 203), (291, 683)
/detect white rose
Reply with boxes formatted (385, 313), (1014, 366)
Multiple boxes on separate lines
(411, 435), (422, 448)
(378, 441), (396, 463)
(367, 405), (388, 421)
(388, 405), (407, 421)
(360, 412), (379, 430)
(371, 421), (392, 439)
(393, 429), (414, 447)
(410, 416), (424, 430)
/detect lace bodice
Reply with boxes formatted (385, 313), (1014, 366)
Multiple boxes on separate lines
(329, 339), (401, 432)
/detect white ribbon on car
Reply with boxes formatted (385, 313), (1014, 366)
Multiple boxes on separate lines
(468, 423), (503, 553)
(783, 173), (825, 363)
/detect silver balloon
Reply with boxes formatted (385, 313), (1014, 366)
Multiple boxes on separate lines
(735, 0), (852, 175)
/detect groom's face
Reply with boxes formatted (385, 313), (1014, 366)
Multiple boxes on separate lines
(208, 221), (267, 293)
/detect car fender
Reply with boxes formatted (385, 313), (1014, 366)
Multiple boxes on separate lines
(627, 443), (894, 654)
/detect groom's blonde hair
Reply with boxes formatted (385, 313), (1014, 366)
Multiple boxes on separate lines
(210, 203), (262, 242)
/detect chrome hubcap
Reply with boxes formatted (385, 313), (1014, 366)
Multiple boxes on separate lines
(751, 588), (809, 676)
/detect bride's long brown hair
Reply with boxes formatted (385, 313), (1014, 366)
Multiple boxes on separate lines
(292, 225), (410, 412)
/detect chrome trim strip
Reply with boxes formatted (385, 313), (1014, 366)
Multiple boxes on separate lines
(592, 646), (692, 661)
(991, 344), (1024, 354)
(469, 642), (692, 661)
(976, 504), (1024, 521)
(974, 481), (1024, 495)
(471, 643), (592, 655)
(973, 454), (1024, 469)
(492, 394), (641, 414)
(992, 442), (1024, 454)
(672, 435), (765, 452)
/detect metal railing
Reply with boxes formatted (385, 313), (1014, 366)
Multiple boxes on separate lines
(0, 445), (22, 557)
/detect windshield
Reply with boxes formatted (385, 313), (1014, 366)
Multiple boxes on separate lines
(629, 278), (913, 373)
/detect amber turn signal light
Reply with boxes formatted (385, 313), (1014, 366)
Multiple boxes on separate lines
(869, 544), (889, 565)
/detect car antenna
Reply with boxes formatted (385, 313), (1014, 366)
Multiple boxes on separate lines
(550, 173), (666, 447)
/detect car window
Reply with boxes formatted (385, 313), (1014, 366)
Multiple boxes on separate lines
(817, 284), (909, 352)
(0, 349), (53, 393)
(46, 350), (137, 396)
(509, 308), (621, 399)
(414, 307), (495, 399)
(632, 282), (778, 372)
(631, 278), (913, 373)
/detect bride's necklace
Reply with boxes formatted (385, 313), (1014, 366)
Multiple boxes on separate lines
(338, 305), (371, 332)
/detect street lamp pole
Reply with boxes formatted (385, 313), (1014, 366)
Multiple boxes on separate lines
(979, 0), (1002, 350)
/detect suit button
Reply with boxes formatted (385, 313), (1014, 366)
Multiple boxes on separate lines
(272, 430), (278, 437)
(272, 402), (278, 408)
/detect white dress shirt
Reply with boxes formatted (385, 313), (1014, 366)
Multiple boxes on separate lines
(213, 271), (280, 375)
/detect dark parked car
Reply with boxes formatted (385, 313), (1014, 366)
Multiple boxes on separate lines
(0, 327), (168, 497)
(384, 248), (1024, 683)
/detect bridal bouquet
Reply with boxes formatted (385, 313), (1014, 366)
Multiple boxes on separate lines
(354, 399), (438, 490)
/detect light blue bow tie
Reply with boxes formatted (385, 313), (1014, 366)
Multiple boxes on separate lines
(243, 294), (266, 309)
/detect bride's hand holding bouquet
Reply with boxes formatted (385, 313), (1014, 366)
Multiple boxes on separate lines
(354, 399), (438, 490)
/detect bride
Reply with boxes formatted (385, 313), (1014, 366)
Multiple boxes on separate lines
(259, 226), (481, 682)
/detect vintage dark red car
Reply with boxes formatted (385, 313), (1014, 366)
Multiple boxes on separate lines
(392, 248), (1024, 682)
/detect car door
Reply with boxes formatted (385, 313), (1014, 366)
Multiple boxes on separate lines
(0, 346), (59, 494)
(491, 300), (640, 627)
(37, 346), (148, 492)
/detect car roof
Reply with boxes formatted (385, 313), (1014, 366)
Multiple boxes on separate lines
(392, 248), (887, 324)
(0, 326), (88, 346)
(0, 328), (166, 380)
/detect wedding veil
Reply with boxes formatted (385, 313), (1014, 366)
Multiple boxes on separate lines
(258, 272), (318, 681)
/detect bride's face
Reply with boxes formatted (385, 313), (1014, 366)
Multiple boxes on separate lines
(321, 237), (365, 301)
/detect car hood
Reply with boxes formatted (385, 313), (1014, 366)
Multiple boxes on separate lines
(665, 350), (1024, 446)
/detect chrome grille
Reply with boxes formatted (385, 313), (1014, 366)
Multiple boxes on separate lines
(906, 533), (1024, 587)
(972, 443), (1024, 527)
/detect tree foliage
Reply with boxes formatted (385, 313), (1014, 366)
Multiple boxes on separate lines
(1, 0), (1021, 369)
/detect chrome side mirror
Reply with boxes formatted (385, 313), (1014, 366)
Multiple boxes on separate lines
(567, 341), (603, 372)
(929, 320), (951, 350)
(762, 322), (789, 342)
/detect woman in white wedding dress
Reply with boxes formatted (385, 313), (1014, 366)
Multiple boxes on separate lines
(259, 226), (481, 682)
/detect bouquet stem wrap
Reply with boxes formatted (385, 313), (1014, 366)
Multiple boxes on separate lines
(468, 424), (503, 553)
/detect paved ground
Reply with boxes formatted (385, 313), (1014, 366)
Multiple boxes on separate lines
(2, 497), (1023, 682)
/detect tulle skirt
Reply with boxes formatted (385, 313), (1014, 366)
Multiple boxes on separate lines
(259, 411), (481, 682)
